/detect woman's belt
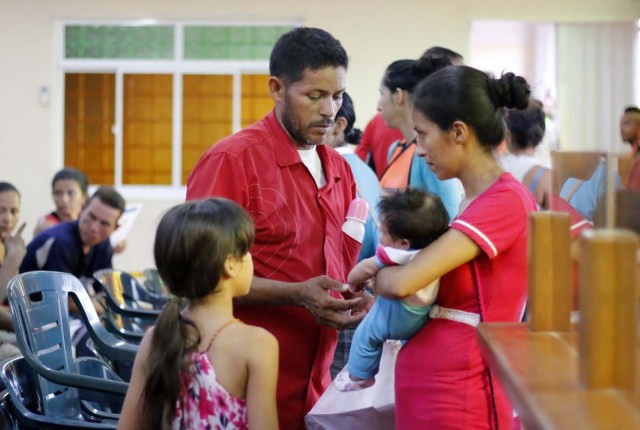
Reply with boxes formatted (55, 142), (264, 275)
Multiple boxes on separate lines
(429, 305), (481, 327)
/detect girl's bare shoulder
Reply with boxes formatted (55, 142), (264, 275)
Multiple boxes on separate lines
(234, 322), (276, 346)
(222, 322), (278, 359)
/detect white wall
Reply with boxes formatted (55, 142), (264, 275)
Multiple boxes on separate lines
(557, 22), (638, 152)
(1, 0), (639, 272)
(469, 21), (557, 103)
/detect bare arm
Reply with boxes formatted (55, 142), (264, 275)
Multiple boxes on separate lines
(0, 306), (13, 331)
(524, 167), (552, 210)
(539, 169), (552, 210)
(0, 223), (26, 303)
(347, 257), (380, 287)
(235, 275), (372, 329)
(245, 328), (279, 430)
(117, 327), (153, 430)
(376, 229), (481, 299)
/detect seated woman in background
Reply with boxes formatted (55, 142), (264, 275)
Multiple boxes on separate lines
(33, 167), (88, 236)
(500, 99), (552, 209)
(0, 182), (25, 361)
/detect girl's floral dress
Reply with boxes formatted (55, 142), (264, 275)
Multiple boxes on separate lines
(173, 352), (248, 430)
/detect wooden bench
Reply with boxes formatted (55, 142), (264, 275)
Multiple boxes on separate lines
(478, 212), (640, 429)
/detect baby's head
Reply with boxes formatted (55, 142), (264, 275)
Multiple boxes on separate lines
(378, 188), (449, 250)
(154, 198), (255, 300)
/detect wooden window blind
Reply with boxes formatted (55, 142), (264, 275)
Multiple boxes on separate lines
(64, 73), (115, 185)
(123, 74), (173, 185)
(181, 75), (233, 184)
(241, 74), (273, 128)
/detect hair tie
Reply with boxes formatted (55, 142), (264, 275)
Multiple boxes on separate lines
(168, 294), (182, 305)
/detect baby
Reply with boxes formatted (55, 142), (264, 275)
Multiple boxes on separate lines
(335, 188), (449, 391)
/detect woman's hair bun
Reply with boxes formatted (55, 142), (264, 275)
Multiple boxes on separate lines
(412, 56), (452, 82)
(489, 72), (530, 110)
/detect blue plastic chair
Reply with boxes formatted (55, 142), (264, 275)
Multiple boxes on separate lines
(0, 390), (18, 430)
(93, 269), (166, 313)
(6, 271), (138, 426)
(92, 269), (162, 343)
(142, 267), (169, 297)
(1, 356), (119, 429)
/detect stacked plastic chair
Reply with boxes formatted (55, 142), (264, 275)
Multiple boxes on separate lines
(1, 271), (138, 429)
(142, 267), (169, 297)
(93, 269), (163, 344)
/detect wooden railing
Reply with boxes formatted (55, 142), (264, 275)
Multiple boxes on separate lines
(478, 212), (640, 429)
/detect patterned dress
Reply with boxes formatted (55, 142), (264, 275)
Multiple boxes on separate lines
(173, 320), (248, 429)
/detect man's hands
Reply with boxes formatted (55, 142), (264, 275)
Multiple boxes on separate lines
(298, 275), (373, 330)
(347, 279), (372, 294)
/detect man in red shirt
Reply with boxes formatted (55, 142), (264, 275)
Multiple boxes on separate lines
(186, 27), (371, 430)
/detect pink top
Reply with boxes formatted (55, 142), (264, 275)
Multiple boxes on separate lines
(395, 173), (537, 429)
(173, 352), (248, 430)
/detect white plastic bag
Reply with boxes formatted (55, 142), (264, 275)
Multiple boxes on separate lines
(305, 340), (400, 430)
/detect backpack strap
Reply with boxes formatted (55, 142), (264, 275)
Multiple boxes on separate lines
(379, 139), (417, 191)
(528, 166), (547, 194)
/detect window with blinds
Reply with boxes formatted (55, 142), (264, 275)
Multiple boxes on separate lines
(64, 73), (115, 185)
(61, 22), (294, 188)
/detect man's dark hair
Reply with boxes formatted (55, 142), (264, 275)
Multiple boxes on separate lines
(624, 106), (640, 115)
(421, 46), (463, 63)
(378, 188), (449, 249)
(269, 27), (348, 84)
(0, 182), (20, 198)
(88, 186), (125, 216)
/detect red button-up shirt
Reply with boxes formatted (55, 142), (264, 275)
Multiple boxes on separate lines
(187, 110), (360, 430)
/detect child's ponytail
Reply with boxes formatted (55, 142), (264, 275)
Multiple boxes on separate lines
(140, 198), (254, 428)
(141, 297), (199, 430)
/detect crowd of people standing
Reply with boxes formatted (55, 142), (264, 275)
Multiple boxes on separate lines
(3, 25), (639, 430)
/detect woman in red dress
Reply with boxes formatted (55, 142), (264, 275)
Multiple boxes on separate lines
(375, 66), (537, 429)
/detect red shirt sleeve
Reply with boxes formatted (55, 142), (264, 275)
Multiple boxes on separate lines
(186, 151), (249, 207)
(451, 181), (532, 259)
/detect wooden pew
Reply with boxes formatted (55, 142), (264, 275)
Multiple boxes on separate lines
(478, 212), (640, 429)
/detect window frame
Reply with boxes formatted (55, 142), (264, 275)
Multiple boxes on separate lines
(56, 19), (298, 199)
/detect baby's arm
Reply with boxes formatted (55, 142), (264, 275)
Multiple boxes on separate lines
(246, 327), (279, 430)
(347, 256), (381, 292)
